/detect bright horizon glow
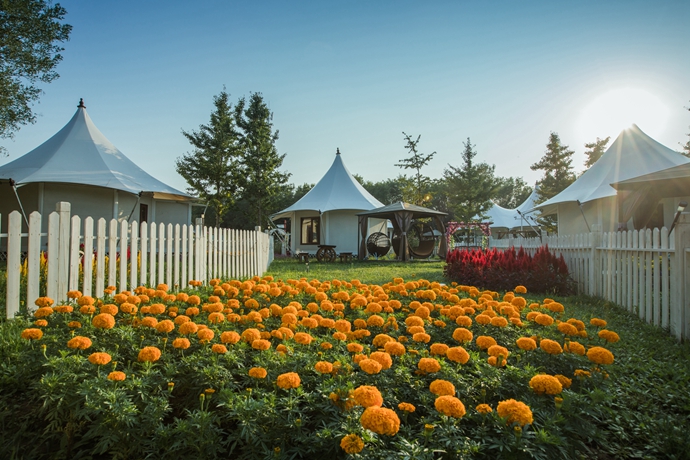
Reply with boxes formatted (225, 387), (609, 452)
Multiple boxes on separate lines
(577, 88), (669, 143)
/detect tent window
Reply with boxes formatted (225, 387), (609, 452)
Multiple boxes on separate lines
(140, 204), (148, 223)
(301, 217), (319, 245)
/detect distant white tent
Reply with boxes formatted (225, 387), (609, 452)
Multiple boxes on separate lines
(0, 99), (194, 229)
(272, 149), (385, 255)
(483, 186), (541, 235)
(533, 124), (690, 234)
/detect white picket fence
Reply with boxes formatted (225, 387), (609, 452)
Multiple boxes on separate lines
(486, 215), (690, 341)
(2, 202), (273, 319)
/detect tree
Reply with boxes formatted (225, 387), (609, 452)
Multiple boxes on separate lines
(395, 133), (436, 205)
(0, 0), (72, 155)
(176, 90), (241, 227)
(234, 92), (290, 228)
(583, 136), (610, 169)
(681, 102), (690, 158)
(493, 176), (532, 209)
(443, 138), (499, 223)
(530, 132), (576, 232)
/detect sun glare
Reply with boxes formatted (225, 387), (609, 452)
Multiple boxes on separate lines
(577, 87), (669, 141)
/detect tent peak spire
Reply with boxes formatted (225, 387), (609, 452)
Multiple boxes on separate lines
(336, 147), (340, 155)
(77, 98), (86, 109)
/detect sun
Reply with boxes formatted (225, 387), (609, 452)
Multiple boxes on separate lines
(577, 87), (669, 141)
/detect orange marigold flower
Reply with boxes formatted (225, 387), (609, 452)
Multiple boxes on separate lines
(173, 338), (191, 349)
(475, 335), (497, 350)
(354, 385), (383, 407)
(384, 341), (406, 356)
(497, 399), (533, 426)
(155, 319), (175, 334)
(554, 374), (572, 389)
(21, 328), (43, 340)
(446, 346), (470, 364)
(487, 355), (506, 367)
(566, 340), (586, 356)
(67, 336), (92, 349)
(220, 331), (241, 344)
(574, 369), (591, 378)
(340, 434), (364, 454)
(516, 337), (537, 351)
(34, 319), (48, 327)
(359, 358), (383, 375)
(598, 329), (620, 343)
(435, 395), (466, 418)
(490, 316), (508, 327)
(476, 403), (493, 414)
(92, 313), (115, 329)
(276, 372), (301, 389)
(418, 357), (441, 374)
(429, 379), (456, 396)
(347, 342), (364, 353)
(197, 328), (215, 342)
(251, 339), (271, 350)
(34, 306), (54, 318)
(360, 406), (400, 436)
(488, 345), (509, 359)
(294, 332), (313, 345)
(557, 322), (579, 336)
(546, 302), (565, 313)
(141, 317), (158, 328)
(88, 352), (112, 365)
(369, 351), (393, 370)
(314, 361), (333, 373)
(529, 374), (563, 395)
(475, 314), (491, 325)
(138, 346), (162, 362)
(178, 322), (198, 335)
(587, 346), (614, 365)
(412, 332), (431, 343)
(590, 318), (607, 328)
(107, 371), (126, 381)
(452, 327), (473, 343)
(430, 343), (449, 356)
(539, 338), (563, 355)
(249, 367), (267, 378)
(535, 313), (555, 326)
(211, 344), (227, 354)
(514, 285), (527, 294)
(398, 402), (416, 413)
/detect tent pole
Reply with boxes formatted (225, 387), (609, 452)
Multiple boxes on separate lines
(127, 191), (143, 222)
(9, 179), (29, 226)
(576, 200), (591, 232)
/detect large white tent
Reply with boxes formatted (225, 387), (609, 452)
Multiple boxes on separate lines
(0, 99), (195, 230)
(484, 186), (541, 236)
(272, 149), (385, 255)
(533, 124), (690, 235)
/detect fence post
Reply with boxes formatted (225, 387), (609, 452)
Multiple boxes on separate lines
(27, 211), (42, 311)
(589, 224), (602, 297)
(56, 202), (71, 302)
(671, 213), (690, 340)
(6, 211), (22, 318)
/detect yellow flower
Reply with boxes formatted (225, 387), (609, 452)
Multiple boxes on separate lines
(276, 372), (301, 389)
(429, 379), (456, 396)
(587, 346), (614, 365)
(138, 346), (162, 362)
(88, 352), (112, 365)
(21, 328), (43, 340)
(67, 336), (92, 350)
(107, 371), (126, 381)
(434, 395), (466, 418)
(340, 434), (364, 454)
(497, 399), (533, 426)
(360, 406), (400, 436)
(353, 385), (383, 408)
(529, 374), (563, 395)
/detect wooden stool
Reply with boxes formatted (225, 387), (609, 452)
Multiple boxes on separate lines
(339, 252), (353, 262)
(297, 253), (309, 263)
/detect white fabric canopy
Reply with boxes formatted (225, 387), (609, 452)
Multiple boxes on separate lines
(273, 151), (383, 218)
(482, 186), (541, 231)
(535, 124), (689, 215)
(0, 101), (192, 199)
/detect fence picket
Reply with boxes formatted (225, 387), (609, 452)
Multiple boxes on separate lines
(166, 223), (173, 288)
(645, 229), (653, 323)
(149, 222), (157, 288)
(96, 219), (106, 296)
(47, 212), (59, 301)
(140, 222), (148, 287)
(130, 221), (138, 290)
(119, 220), (128, 292)
(653, 228), (661, 326)
(83, 217), (94, 297)
(27, 212), (42, 309)
(6, 212), (21, 317)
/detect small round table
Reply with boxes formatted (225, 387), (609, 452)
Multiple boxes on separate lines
(316, 245), (337, 262)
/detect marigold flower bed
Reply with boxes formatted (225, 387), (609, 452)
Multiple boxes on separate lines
(9, 277), (620, 459)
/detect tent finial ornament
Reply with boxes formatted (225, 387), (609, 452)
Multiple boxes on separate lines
(336, 148), (340, 155)
(78, 98), (86, 109)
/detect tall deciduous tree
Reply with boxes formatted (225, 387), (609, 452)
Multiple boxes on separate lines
(444, 138), (498, 223)
(235, 92), (290, 228)
(530, 132), (576, 232)
(0, 0), (71, 155)
(583, 136), (610, 169)
(176, 90), (241, 227)
(395, 132), (435, 205)
(493, 176), (532, 209)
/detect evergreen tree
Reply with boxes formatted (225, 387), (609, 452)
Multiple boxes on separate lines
(493, 176), (532, 209)
(235, 92), (290, 229)
(176, 90), (241, 227)
(443, 138), (498, 223)
(530, 132), (576, 232)
(583, 136), (610, 169)
(1, 0), (72, 155)
(395, 133), (435, 205)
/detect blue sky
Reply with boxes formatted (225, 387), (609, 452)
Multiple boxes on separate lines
(3, 1), (689, 194)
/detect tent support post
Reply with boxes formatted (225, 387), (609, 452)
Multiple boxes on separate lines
(9, 179), (29, 226)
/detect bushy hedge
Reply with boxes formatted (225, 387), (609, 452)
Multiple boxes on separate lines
(444, 246), (576, 295)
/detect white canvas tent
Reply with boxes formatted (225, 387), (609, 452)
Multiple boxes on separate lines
(272, 149), (385, 255)
(484, 186), (541, 236)
(533, 124), (690, 235)
(0, 99), (195, 231)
